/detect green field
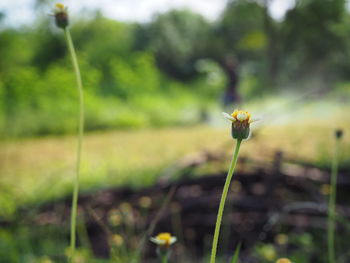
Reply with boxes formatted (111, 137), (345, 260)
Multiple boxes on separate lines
(1, 101), (349, 218)
(2, 1), (350, 261)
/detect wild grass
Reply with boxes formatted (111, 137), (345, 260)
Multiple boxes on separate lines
(0, 126), (227, 217)
(0, 101), (349, 218)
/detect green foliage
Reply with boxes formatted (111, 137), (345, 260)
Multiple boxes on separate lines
(146, 9), (211, 79)
(219, 0), (267, 57)
(195, 59), (227, 101)
(2, 1), (350, 138)
(0, 16), (215, 138)
(0, 224), (68, 263)
(282, 0), (346, 62)
(279, 0), (350, 84)
(109, 52), (159, 98)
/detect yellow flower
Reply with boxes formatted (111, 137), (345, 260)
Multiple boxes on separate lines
(222, 109), (257, 124)
(261, 245), (277, 261)
(276, 258), (292, 263)
(55, 3), (65, 9)
(138, 196), (152, 208)
(222, 109), (258, 140)
(275, 233), (288, 245)
(110, 234), (124, 247)
(53, 3), (69, 29)
(150, 232), (177, 247)
(320, 184), (331, 195)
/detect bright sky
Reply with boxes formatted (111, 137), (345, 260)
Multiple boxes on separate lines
(0, 0), (295, 26)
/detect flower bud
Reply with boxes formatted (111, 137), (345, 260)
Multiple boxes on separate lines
(222, 110), (258, 140)
(231, 120), (250, 140)
(53, 3), (69, 29)
(335, 129), (343, 139)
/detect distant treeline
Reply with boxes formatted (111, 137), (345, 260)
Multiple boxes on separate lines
(0, 0), (350, 137)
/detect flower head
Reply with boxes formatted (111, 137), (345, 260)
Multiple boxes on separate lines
(53, 3), (69, 29)
(335, 129), (343, 139)
(222, 109), (258, 140)
(276, 258), (292, 263)
(150, 232), (177, 247)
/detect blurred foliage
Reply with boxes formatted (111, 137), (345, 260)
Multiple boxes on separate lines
(213, 0), (267, 59)
(0, 15), (222, 137)
(1, 0), (350, 137)
(144, 9), (211, 79)
(280, 0), (350, 83)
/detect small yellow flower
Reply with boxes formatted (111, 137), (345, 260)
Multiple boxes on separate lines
(138, 196), (152, 208)
(222, 109), (258, 140)
(108, 210), (122, 226)
(53, 3), (69, 29)
(55, 3), (65, 9)
(261, 245), (277, 261)
(150, 232), (177, 247)
(275, 233), (288, 245)
(276, 258), (292, 263)
(320, 184), (331, 195)
(110, 234), (124, 247)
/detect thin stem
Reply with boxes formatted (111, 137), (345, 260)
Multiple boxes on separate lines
(210, 139), (242, 263)
(162, 255), (168, 263)
(64, 27), (84, 262)
(328, 137), (340, 263)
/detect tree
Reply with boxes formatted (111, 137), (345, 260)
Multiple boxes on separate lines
(209, 0), (268, 103)
(281, 0), (348, 87)
(144, 9), (211, 80)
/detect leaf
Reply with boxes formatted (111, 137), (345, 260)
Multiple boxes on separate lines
(230, 242), (241, 263)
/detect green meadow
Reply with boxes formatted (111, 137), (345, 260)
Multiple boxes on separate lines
(1, 0), (350, 262)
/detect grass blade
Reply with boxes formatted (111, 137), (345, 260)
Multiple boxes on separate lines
(230, 242), (241, 263)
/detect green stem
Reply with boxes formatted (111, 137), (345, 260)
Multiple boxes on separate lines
(162, 255), (168, 263)
(328, 137), (340, 263)
(210, 139), (242, 263)
(64, 28), (84, 262)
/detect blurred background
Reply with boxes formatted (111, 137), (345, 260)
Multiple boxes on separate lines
(0, 0), (350, 262)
